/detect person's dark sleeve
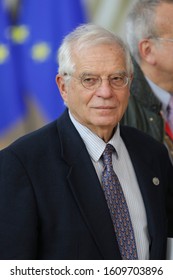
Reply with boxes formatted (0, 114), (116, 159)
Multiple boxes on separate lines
(0, 148), (38, 259)
(166, 155), (173, 237)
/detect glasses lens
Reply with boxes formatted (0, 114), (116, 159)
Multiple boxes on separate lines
(80, 74), (129, 90)
(81, 75), (100, 90)
(110, 75), (128, 88)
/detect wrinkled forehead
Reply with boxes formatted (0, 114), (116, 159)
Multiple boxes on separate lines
(155, 3), (173, 34)
(71, 43), (127, 73)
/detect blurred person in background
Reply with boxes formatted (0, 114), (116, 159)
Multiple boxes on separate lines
(121, 0), (173, 163)
(0, 23), (173, 260)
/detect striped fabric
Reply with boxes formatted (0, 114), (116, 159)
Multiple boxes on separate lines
(69, 111), (150, 259)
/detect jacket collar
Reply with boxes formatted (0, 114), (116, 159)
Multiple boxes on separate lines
(56, 110), (164, 259)
(56, 110), (121, 259)
(131, 58), (162, 113)
(120, 125), (166, 259)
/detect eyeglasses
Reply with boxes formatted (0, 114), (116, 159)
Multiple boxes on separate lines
(66, 73), (130, 90)
(154, 37), (173, 43)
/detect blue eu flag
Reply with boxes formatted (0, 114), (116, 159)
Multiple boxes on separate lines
(0, 2), (25, 135)
(0, 0), (86, 140)
(17, 0), (86, 121)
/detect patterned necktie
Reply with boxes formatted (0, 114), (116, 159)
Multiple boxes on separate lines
(101, 144), (138, 260)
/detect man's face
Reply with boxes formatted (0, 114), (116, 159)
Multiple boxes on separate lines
(153, 3), (173, 77)
(57, 44), (131, 139)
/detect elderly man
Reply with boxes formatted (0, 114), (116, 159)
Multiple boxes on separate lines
(121, 0), (173, 163)
(0, 23), (173, 260)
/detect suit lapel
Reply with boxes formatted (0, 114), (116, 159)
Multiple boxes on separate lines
(57, 111), (121, 259)
(120, 126), (166, 258)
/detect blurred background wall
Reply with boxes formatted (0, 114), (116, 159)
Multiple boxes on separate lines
(0, 0), (136, 149)
(86, 0), (136, 36)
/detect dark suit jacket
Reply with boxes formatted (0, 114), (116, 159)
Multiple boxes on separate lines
(121, 58), (164, 143)
(0, 110), (173, 260)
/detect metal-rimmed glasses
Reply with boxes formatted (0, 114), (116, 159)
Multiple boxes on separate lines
(152, 37), (173, 43)
(65, 73), (130, 90)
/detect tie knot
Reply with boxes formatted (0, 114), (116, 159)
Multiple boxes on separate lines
(102, 144), (114, 166)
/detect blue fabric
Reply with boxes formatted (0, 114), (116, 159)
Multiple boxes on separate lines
(0, 0), (86, 135)
(17, 0), (86, 120)
(0, 3), (25, 135)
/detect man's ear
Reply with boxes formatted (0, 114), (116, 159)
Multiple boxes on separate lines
(55, 74), (68, 104)
(138, 39), (156, 65)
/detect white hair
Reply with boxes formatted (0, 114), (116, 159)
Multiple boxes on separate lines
(57, 23), (133, 80)
(126, 0), (173, 64)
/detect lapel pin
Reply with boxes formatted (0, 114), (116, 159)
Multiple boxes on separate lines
(152, 177), (160, 186)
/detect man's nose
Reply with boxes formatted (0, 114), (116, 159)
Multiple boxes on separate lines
(95, 79), (113, 98)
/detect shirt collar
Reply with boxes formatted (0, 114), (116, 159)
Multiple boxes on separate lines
(146, 77), (170, 112)
(69, 111), (121, 162)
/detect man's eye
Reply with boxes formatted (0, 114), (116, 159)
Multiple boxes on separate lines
(111, 76), (125, 85)
(112, 76), (123, 81)
(83, 77), (98, 84)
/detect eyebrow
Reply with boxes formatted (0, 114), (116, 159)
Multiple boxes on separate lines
(79, 70), (127, 77)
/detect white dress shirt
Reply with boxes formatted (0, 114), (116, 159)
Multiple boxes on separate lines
(146, 77), (171, 118)
(69, 111), (150, 259)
